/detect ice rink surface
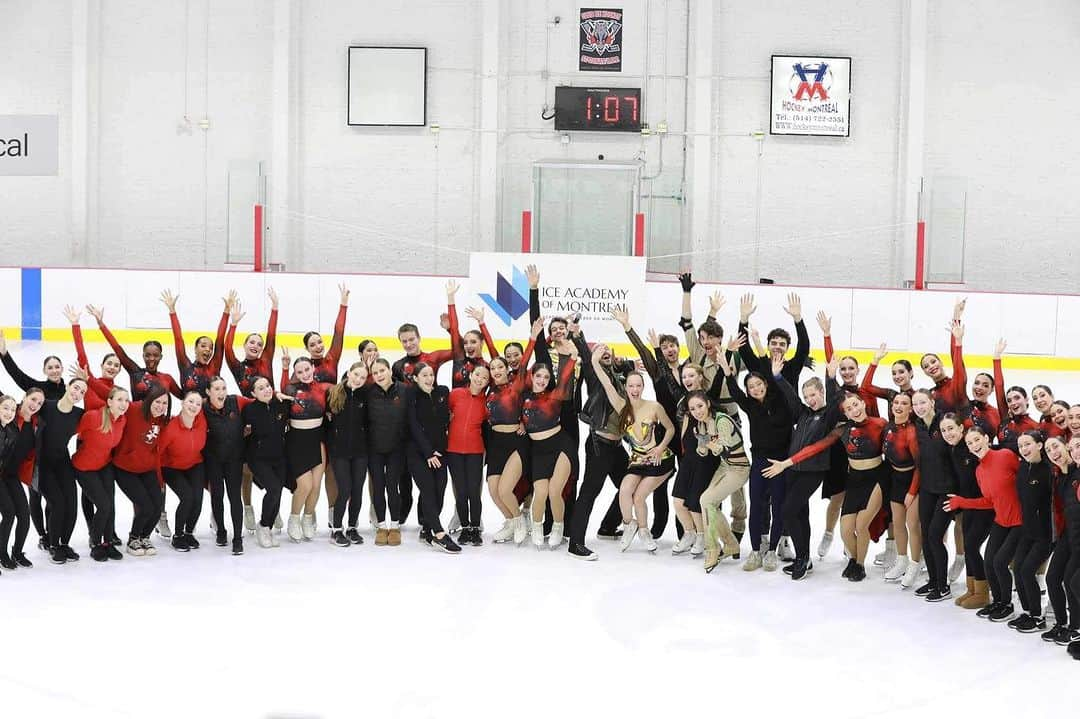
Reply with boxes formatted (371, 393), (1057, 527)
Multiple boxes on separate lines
(1, 342), (1076, 717)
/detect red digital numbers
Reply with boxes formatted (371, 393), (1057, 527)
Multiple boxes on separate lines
(581, 90), (640, 127)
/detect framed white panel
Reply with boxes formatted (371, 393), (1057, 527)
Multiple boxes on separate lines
(851, 289), (911, 350)
(347, 46), (427, 127)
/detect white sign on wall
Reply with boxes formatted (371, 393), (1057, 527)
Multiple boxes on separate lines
(0, 115), (59, 175)
(467, 252), (646, 344)
(770, 55), (851, 137)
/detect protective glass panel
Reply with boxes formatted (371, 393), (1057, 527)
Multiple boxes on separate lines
(925, 176), (967, 283)
(225, 160), (265, 265)
(533, 162), (638, 256)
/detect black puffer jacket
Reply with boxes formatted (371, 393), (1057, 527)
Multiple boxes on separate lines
(366, 381), (409, 454)
(775, 374), (841, 473)
(327, 386), (368, 459)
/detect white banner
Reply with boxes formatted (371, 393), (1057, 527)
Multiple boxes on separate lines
(0, 115), (59, 176)
(467, 252), (646, 343)
(770, 55), (851, 137)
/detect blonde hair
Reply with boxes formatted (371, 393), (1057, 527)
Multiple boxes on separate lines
(100, 387), (129, 433)
(329, 362), (366, 415)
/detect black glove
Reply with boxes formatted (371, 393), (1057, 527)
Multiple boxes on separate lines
(678, 272), (695, 292)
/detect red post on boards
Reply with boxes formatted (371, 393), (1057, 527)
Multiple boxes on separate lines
(914, 220), (926, 290)
(633, 213), (645, 257)
(253, 204), (264, 272)
(521, 210), (532, 253)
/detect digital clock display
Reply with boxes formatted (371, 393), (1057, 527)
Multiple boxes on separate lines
(554, 86), (642, 132)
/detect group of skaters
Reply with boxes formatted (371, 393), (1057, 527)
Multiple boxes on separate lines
(0, 269), (1078, 661)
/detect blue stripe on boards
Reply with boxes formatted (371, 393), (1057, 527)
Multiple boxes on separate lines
(21, 267), (41, 341)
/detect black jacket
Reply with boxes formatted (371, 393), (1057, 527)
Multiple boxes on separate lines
(242, 398), (290, 462)
(204, 396), (246, 461)
(1017, 459), (1053, 541)
(0, 422), (18, 476)
(573, 331), (633, 434)
(327, 386), (369, 459)
(366, 381), (409, 454)
(407, 385), (450, 458)
(949, 443), (980, 499)
(775, 374), (841, 473)
(726, 373), (793, 460)
(913, 414), (954, 495)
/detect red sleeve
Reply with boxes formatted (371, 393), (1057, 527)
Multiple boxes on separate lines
(210, 311), (229, 374)
(236, 396), (255, 411)
(161, 373), (183, 399)
(993, 358), (1006, 419)
(73, 323), (91, 373)
(98, 320), (137, 372)
(950, 338), (968, 408)
(169, 312), (192, 372)
(859, 363), (892, 400)
(426, 349), (454, 373)
(790, 425), (844, 465)
(85, 376), (109, 408)
(824, 335), (834, 363)
(552, 358), (578, 401)
(951, 495), (992, 511)
(223, 323), (240, 374)
(480, 323), (498, 360)
(327, 304), (347, 365)
(448, 303), (463, 361)
(280, 361), (289, 393)
(75, 409), (98, 437)
(264, 308), (278, 366)
(907, 424), (921, 495)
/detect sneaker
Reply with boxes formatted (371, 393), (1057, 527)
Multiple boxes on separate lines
(914, 582), (934, 597)
(1007, 613), (1029, 629)
(49, 547), (66, 565)
(171, 536), (190, 552)
(12, 551), (33, 568)
(742, 550), (763, 572)
(619, 521), (638, 552)
(672, 531), (696, 555)
(532, 522), (545, 549)
(243, 505), (256, 534)
(156, 514), (172, 539)
(817, 530), (834, 559)
(1058, 629), (1080, 646)
(638, 528), (658, 553)
(777, 536), (796, 562)
(884, 555), (909, 582)
(549, 522), (565, 549)
(875, 540), (897, 568)
(989, 603), (1016, 623)
(90, 545), (109, 562)
(330, 530), (350, 547)
(847, 562), (867, 582)
(139, 538), (157, 556)
(110, 532), (123, 547)
(61, 545), (79, 561)
(976, 601), (1001, 619)
(1015, 615), (1046, 633)
(432, 534), (462, 554)
(419, 527), (433, 546)
(690, 534), (705, 557)
(704, 549), (721, 573)
(215, 530), (227, 547)
(842, 558), (856, 578)
(37, 537), (49, 552)
(345, 527), (364, 545)
(467, 527), (484, 546)
(597, 528), (623, 541)
(948, 554), (965, 583)
(791, 558), (814, 580)
(126, 538), (146, 557)
(762, 550), (779, 572)
(1041, 624), (1067, 643)
(513, 515), (528, 545)
(287, 514), (303, 543)
(301, 513), (316, 541)
(568, 542), (597, 561)
(1069, 641), (1080, 658)
(256, 526), (273, 548)
(231, 538), (244, 556)
(104, 543), (123, 560)
(926, 586), (952, 602)
(900, 560), (923, 589)
(185, 534), (200, 549)
(493, 520), (514, 544)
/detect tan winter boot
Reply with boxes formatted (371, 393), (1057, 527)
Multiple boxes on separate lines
(960, 579), (990, 610)
(955, 577), (975, 606)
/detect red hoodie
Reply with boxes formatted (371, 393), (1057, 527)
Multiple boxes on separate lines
(112, 402), (168, 475)
(448, 386), (488, 454)
(158, 412), (207, 470)
(951, 448), (1021, 527)
(72, 409), (127, 472)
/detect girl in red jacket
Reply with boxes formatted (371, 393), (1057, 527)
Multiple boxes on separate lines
(447, 364), (490, 545)
(72, 386), (130, 562)
(112, 385), (171, 557)
(159, 391), (208, 552)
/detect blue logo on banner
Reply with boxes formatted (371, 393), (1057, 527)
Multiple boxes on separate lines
(479, 266), (530, 326)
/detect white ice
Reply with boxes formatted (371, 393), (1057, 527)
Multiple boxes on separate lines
(0, 341), (1076, 717)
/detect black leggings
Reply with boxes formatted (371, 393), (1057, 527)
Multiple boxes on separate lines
(330, 455), (368, 529)
(1068, 520), (1080, 629)
(249, 459), (285, 529)
(76, 465), (116, 546)
(962, 508), (994, 580)
(781, 470), (825, 561)
(370, 450), (404, 524)
(115, 469), (164, 539)
(29, 487), (45, 541)
(406, 452), (446, 534)
(39, 457), (78, 547)
(163, 464), (206, 536)
(0, 473), (30, 560)
(985, 523), (1021, 605)
(206, 456), (244, 539)
(1013, 536), (1052, 615)
(570, 435), (628, 545)
(919, 490), (953, 591)
(447, 452), (484, 528)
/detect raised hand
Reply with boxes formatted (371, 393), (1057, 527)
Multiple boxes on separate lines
(445, 279), (460, 300)
(816, 310), (831, 335)
(439, 313), (451, 332)
(770, 355), (784, 377)
(950, 320), (965, 343)
(678, 272), (695, 293)
(68, 364), (89, 381)
(281, 346), (291, 365)
(727, 333), (747, 353)
(739, 293), (756, 323)
(872, 342), (887, 364)
(86, 304), (104, 323)
(230, 301), (246, 327)
(749, 326), (763, 353)
(222, 289), (238, 311)
(783, 293), (802, 322)
(530, 317), (545, 339)
(647, 328), (660, 348)
(526, 264), (540, 289)
(952, 297), (967, 322)
(610, 308), (630, 331)
(591, 343), (610, 365)
(338, 283), (350, 306)
(62, 304), (81, 324)
(994, 338), (1007, 360)
(267, 286), (279, 309)
(464, 306), (485, 324)
(159, 289), (179, 313)
(826, 355), (840, 379)
(709, 291), (725, 316)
